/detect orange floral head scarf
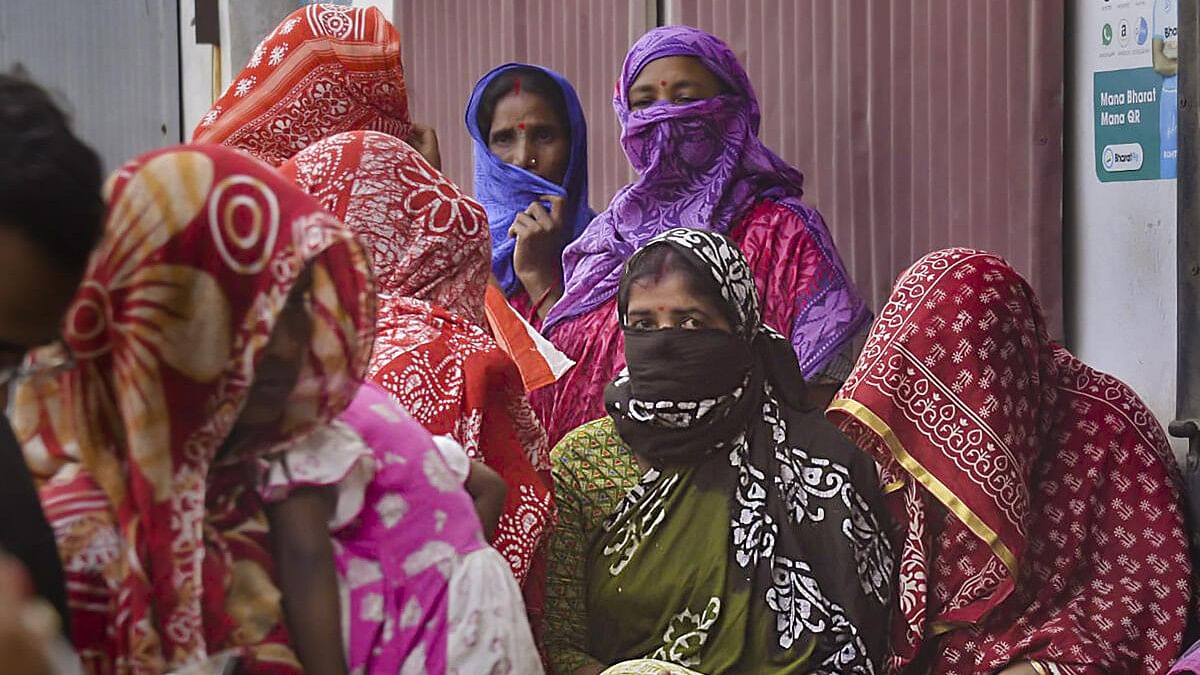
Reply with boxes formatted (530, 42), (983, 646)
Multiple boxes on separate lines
(281, 130), (555, 617)
(281, 130), (490, 325)
(54, 143), (374, 672)
(193, 4), (410, 166)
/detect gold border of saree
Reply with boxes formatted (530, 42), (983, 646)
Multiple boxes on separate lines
(827, 398), (1019, 575)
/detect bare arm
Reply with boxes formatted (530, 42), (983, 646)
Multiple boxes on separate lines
(0, 557), (54, 675)
(465, 459), (507, 541)
(267, 486), (346, 675)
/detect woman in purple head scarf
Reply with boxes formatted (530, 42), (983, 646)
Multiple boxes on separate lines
(532, 25), (871, 448)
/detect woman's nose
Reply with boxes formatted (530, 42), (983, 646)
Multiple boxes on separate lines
(513, 138), (535, 169)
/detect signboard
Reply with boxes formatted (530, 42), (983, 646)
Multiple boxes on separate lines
(1093, 0), (1179, 181)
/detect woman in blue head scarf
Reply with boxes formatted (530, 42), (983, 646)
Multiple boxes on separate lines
(466, 63), (594, 320)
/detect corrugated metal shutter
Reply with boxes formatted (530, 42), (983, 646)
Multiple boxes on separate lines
(0, 1), (181, 174)
(395, 0), (654, 206)
(665, 0), (1065, 332)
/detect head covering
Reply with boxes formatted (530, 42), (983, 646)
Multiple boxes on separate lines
(53, 144), (375, 672)
(543, 26), (864, 351)
(281, 130), (489, 324)
(465, 63), (593, 297)
(280, 130), (554, 614)
(193, 4), (410, 166)
(607, 228), (805, 464)
(827, 248), (1190, 673)
(603, 228), (893, 669)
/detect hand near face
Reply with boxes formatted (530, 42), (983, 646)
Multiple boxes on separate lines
(510, 195), (567, 300)
(405, 123), (442, 171)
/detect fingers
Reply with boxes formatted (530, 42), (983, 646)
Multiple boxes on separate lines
(524, 201), (564, 233)
(405, 123), (443, 170)
(540, 194), (567, 226)
(407, 122), (435, 139)
(524, 201), (549, 220)
(509, 214), (537, 239)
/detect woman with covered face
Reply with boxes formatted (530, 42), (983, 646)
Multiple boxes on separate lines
(544, 229), (893, 674)
(532, 26), (871, 448)
(13, 143), (376, 673)
(197, 5), (555, 618)
(829, 249), (1191, 674)
(466, 63), (594, 320)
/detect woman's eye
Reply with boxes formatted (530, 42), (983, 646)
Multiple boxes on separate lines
(629, 319), (656, 331)
(535, 129), (556, 143)
(680, 317), (704, 329)
(489, 131), (514, 145)
(674, 96), (699, 105)
(629, 98), (653, 110)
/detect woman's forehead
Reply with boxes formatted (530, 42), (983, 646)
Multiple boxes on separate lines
(630, 55), (719, 87)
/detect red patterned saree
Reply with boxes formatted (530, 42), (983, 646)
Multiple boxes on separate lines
(828, 248), (1190, 674)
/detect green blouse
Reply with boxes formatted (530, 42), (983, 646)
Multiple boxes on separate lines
(544, 417), (643, 674)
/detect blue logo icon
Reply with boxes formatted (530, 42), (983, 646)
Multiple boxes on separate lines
(1137, 17), (1149, 45)
(1103, 147), (1115, 170)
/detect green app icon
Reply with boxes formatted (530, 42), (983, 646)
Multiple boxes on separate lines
(1102, 23), (1113, 45)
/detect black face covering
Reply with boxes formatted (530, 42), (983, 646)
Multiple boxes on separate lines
(605, 327), (759, 465)
(621, 328), (752, 401)
(599, 230), (893, 668)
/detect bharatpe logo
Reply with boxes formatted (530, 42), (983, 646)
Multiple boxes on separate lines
(1137, 17), (1149, 45)
(1103, 143), (1144, 172)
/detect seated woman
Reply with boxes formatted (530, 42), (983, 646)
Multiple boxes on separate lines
(544, 228), (893, 674)
(533, 26), (871, 447)
(466, 63), (594, 320)
(14, 144), (376, 673)
(197, 6), (555, 608)
(263, 375), (541, 673)
(827, 248), (1191, 674)
(281, 130), (555, 633)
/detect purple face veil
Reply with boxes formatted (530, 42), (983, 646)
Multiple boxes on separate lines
(544, 26), (868, 379)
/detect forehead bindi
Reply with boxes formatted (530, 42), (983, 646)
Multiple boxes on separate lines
(492, 92), (562, 131)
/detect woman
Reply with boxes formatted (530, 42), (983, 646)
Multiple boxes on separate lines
(827, 248), (1191, 674)
(533, 26), (870, 447)
(198, 5), (553, 588)
(14, 143), (376, 673)
(280, 130), (555, 629)
(545, 229), (893, 674)
(466, 63), (593, 320)
(192, 3), (439, 169)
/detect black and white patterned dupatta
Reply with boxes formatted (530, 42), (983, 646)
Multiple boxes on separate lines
(603, 228), (895, 672)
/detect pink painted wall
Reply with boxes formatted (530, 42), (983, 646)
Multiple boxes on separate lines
(395, 0), (1064, 330)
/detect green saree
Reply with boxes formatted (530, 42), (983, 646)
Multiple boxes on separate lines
(587, 455), (823, 673)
